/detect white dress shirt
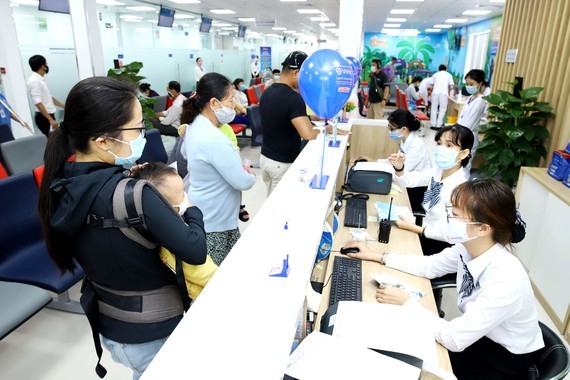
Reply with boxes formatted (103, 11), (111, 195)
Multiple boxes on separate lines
(400, 132), (431, 172)
(194, 65), (206, 82)
(418, 77), (433, 101)
(387, 243), (544, 354)
(431, 71), (454, 95)
(395, 167), (469, 242)
(27, 72), (56, 113)
(458, 95), (487, 132)
(159, 94), (187, 128)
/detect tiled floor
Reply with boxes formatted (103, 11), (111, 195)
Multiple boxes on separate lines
(1, 120), (567, 379)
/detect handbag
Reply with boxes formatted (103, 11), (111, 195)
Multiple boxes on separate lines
(345, 161), (393, 195)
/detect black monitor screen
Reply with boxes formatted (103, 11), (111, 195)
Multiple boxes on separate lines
(200, 17), (212, 33)
(158, 7), (175, 28)
(238, 25), (247, 38)
(38, 0), (70, 14)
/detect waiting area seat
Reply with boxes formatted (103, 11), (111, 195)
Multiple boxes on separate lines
(0, 281), (52, 340)
(0, 134), (47, 175)
(0, 173), (84, 313)
(247, 104), (263, 146)
(0, 124), (15, 144)
(137, 128), (168, 164)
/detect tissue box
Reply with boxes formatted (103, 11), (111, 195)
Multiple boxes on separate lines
(563, 165), (570, 188)
(547, 150), (570, 180)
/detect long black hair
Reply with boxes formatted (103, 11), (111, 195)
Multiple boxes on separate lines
(181, 72), (232, 125)
(38, 77), (138, 273)
(387, 109), (421, 132)
(434, 125), (474, 168)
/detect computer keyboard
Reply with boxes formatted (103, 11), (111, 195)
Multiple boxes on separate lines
(344, 197), (368, 228)
(329, 256), (362, 306)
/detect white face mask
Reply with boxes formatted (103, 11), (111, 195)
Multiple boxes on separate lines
(173, 194), (191, 216)
(445, 218), (481, 244)
(210, 99), (236, 125)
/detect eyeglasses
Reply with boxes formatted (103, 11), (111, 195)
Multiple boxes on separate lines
(388, 122), (401, 131)
(120, 120), (147, 137)
(445, 205), (481, 224)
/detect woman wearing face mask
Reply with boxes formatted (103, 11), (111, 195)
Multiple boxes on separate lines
(457, 69), (488, 155)
(343, 179), (543, 380)
(230, 78), (249, 126)
(37, 77), (207, 379)
(181, 73), (256, 266)
(386, 109), (431, 172)
(388, 125), (474, 256)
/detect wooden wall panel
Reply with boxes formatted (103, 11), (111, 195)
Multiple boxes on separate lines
(493, 0), (570, 161)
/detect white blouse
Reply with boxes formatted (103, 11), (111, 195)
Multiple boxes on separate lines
(400, 132), (431, 173)
(387, 243), (544, 354)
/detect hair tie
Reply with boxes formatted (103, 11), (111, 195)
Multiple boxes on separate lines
(59, 121), (68, 136)
(511, 209), (526, 244)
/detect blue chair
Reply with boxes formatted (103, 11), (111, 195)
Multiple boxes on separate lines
(248, 104), (263, 147)
(0, 173), (84, 313)
(137, 128), (168, 164)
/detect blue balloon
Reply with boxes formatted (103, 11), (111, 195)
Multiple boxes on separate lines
(346, 56), (362, 80)
(299, 49), (354, 119)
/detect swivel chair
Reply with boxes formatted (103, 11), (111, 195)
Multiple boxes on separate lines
(527, 322), (570, 380)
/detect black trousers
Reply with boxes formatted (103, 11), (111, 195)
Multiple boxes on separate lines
(449, 336), (534, 380)
(35, 112), (54, 137)
(149, 118), (178, 137)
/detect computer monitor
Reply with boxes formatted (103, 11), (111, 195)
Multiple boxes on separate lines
(38, 0), (70, 14)
(200, 17), (212, 33)
(238, 25), (247, 38)
(158, 7), (175, 28)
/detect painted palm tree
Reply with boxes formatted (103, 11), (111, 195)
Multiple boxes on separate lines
(396, 38), (435, 68)
(361, 46), (387, 82)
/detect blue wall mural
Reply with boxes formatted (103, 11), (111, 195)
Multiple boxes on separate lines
(362, 15), (502, 86)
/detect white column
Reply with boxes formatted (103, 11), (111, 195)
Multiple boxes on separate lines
(69, 0), (105, 79)
(338, 0), (364, 59)
(0, 1), (34, 138)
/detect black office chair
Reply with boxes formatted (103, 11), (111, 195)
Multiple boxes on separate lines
(527, 322), (570, 380)
(248, 104), (263, 147)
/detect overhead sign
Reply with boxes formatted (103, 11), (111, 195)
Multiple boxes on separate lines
(505, 49), (518, 63)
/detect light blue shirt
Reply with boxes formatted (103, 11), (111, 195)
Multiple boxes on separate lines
(0, 94), (11, 129)
(183, 114), (256, 232)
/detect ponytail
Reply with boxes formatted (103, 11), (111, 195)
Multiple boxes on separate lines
(181, 72), (232, 125)
(181, 95), (201, 124)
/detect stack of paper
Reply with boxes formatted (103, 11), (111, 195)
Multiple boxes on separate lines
(375, 201), (413, 221)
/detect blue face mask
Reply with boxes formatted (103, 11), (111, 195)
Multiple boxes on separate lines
(389, 130), (404, 141)
(240, 84), (246, 91)
(465, 85), (479, 95)
(108, 131), (147, 167)
(434, 145), (461, 170)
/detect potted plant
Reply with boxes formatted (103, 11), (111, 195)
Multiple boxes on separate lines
(477, 81), (555, 187)
(107, 61), (156, 122)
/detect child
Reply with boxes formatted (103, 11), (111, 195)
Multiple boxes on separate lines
(131, 162), (217, 300)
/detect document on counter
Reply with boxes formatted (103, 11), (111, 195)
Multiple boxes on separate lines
(285, 331), (421, 380)
(375, 201), (413, 221)
(370, 272), (426, 301)
(331, 301), (439, 367)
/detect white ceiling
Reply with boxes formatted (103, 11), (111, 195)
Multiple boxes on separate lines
(14, 0), (505, 41)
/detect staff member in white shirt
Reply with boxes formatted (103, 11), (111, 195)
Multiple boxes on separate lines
(27, 55), (65, 136)
(430, 64), (454, 129)
(386, 109), (431, 172)
(194, 57), (206, 89)
(344, 178), (544, 380)
(153, 81), (186, 136)
(418, 76), (433, 104)
(458, 69), (488, 157)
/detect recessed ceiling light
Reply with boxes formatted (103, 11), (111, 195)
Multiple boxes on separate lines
(433, 24), (452, 28)
(396, 0), (423, 2)
(387, 17), (406, 22)
(283, 30), (296, 34)
(212, 23), (232, 27)
(384, 23), (401, 28)
(445, 18), (468, 23)
(425, 28), (441, 32)
(222, 27), (238, 30)
(210, 9), (235, 14)
(266, 33), (281, 37)
(10, 0), (38, 4)
(238, 18), (256, 22)
(218, 32), (230, 35)
(168, 0), (201, 4)
(174, 14), (194, 19)
(310, 16), (329, 21)
(297, 9), (322, 14)
(126, 6), (155, 11)
(390, 9), (415, 14)
(123, 19), (142, 23)
(463, 9), (492, 15)
(96, 0), (125, 5)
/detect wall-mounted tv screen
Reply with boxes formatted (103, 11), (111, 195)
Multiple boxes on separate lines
(158, 7), (176, 28)
(238, 25), (247, 38)
(200, 17), (212, 33)
(38, 0), (70, 14)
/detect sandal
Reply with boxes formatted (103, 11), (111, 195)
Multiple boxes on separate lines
(239, 205), (250, 222)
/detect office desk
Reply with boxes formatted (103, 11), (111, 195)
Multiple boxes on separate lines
(142, 132), (350, 380)
(315, 190), (452, 379)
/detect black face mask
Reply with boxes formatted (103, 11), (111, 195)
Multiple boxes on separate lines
(44, 65), (49, 74)
(167, 91), (174, 99)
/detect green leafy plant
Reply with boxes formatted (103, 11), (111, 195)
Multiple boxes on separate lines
(107, 61), (156, 121)
(396, 38), (435, 67)
(477, 81), (555, 187)
(344, 101), (356, 112)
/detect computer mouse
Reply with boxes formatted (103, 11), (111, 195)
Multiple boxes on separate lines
(340, 247), (360, 255)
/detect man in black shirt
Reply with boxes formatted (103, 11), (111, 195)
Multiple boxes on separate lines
(366, 59), (390, 119)
(259, 51), (324, 195)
